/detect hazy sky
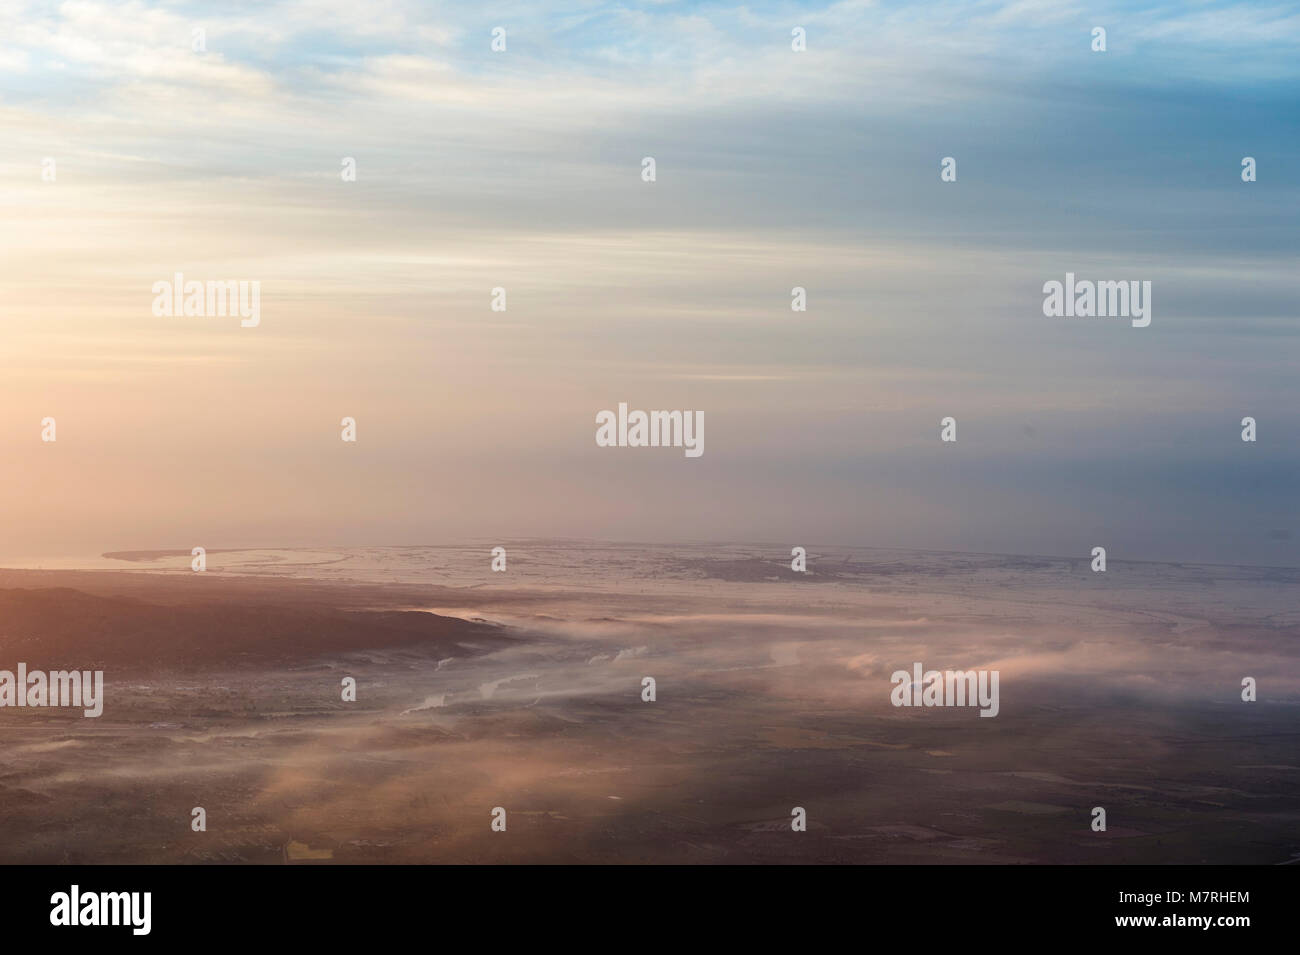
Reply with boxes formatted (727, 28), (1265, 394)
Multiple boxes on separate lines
(1, 1), (1297, 563)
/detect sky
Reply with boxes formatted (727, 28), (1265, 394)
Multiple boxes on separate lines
(0, 0), (1297, 564)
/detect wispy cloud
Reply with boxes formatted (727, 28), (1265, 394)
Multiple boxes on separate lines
(0, 1), (1296, 563)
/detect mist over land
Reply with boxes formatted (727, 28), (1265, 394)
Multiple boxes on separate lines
(1, 543), (1295, 864)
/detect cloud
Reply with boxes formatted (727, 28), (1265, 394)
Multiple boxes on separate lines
(0, 0), (1297, 562)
